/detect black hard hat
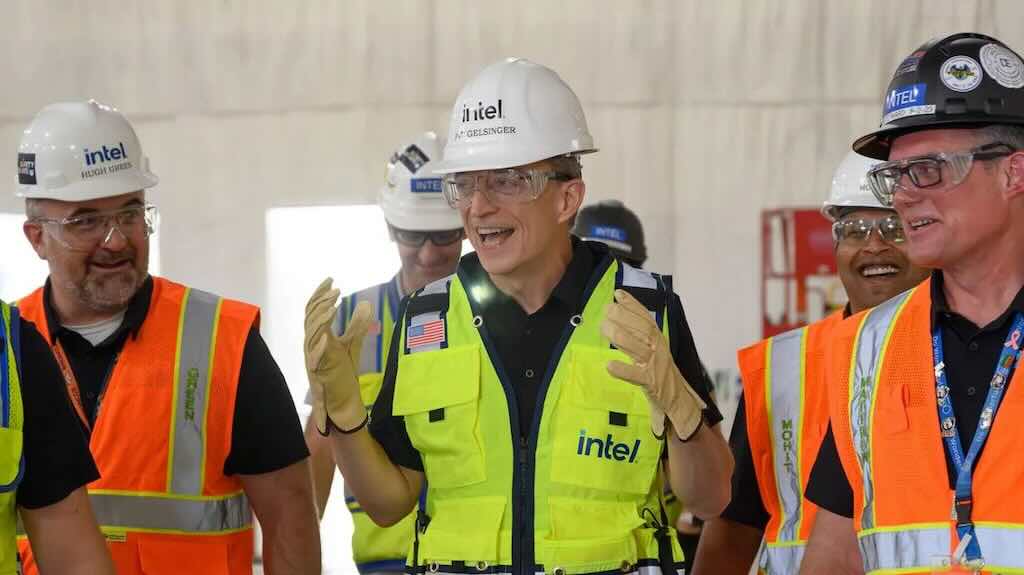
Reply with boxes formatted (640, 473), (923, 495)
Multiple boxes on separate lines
(573, 200), (647, 266)
(854, 33), (1024, 160)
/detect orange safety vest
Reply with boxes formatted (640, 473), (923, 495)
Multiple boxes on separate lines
(737, 311), (840, 575)
(829, 279), (1024, 574)
(16, 277), (256, 575)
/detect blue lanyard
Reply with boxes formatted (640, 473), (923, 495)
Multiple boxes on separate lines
(932, 312), (1024, 564)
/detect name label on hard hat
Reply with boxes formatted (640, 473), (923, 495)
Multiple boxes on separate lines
(461, 99), (504, 123)
(410, 178), (443, 193)
(577, 429), (641, 463)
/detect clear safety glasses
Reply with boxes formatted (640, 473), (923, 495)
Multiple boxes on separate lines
(832, 213), (906, 245)
(866, 142), (1015, 207)
(31, 204), (158, 252)
(441, 168), (575, 209)
(390, 226), (464, 247)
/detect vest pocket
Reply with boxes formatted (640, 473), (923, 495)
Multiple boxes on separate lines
(418, 496), (506, 565)
(542, 497), (643, 574)
(0, 428), (23, 493)
(550, 346), (661, 495)
(394, 345), (486, 489)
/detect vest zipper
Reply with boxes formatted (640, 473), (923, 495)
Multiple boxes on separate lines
(517, 435), (530, 575)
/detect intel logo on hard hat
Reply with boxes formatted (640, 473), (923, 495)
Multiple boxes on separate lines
(461, 100), (504, 123)
(83, 142), (129, 167)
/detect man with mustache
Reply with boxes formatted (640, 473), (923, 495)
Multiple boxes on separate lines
(14, 100), (320, 574)
(801, 33), (1024, 574)
(690, 151), (928, 575)
(304, 132), (463, 574)
(304, 57), (734, 575)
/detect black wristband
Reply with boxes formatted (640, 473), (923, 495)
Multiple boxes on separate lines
(330, 414), (369, 435)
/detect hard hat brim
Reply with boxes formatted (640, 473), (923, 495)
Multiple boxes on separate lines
(16, 172), (158, 201)
(853, 115), (1024, 160)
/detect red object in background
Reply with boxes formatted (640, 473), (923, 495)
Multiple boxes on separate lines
(761, 209), (841, 338)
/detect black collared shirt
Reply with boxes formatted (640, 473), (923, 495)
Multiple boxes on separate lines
(805, 272), (1024, 518)
(15, 316), (99, 509)
(370, 239), (723, 471)
(41, 276), (309, 476)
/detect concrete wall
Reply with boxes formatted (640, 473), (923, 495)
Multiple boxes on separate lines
(2, 0), (1022, 381)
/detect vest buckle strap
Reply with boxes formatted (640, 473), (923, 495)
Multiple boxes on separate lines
(955, 496), (973, 527)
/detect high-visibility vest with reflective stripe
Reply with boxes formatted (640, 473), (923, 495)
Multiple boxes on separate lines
(16, 277), (256, 575)
(338, 278), (418, 574)
(737, 311), (841, 575)
(393, 259), (684, 575)
(0, 303), (24, 575)
(829, 279), (1024, 574)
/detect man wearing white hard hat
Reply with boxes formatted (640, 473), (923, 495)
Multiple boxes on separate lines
(15, 100), (320, 574)
(690, 151), (927, 575)
(303, 132), (463, 574)
(304, 58), (733, 575)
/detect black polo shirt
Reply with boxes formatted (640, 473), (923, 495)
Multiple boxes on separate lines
(805, 272), (1024, 517)
(370, 239), (723, 472)
(39, 277), (308, 477)
(15, 316), (99, 509)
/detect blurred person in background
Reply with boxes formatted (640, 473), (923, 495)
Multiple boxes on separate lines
(304, 131), (463, 574)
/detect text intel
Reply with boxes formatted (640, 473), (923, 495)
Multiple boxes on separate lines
(577, 429), (641, 463)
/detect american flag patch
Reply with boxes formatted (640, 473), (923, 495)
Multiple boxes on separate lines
(408, 319), (445, 349)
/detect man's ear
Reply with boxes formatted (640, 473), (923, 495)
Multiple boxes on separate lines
(23, 221), (48, 260)
(555, 179), (585, 225)
(1004, 150), (1024, 201)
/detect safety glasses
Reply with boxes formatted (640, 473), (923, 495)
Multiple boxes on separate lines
(390, 226), (464, 247)
(31, 204), (158, 252)
(441, 168), (575, 208)
(832, 213), (906, 245)
(866, 142), (1015, 207)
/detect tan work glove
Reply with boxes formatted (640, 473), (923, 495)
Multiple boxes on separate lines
(601, 289), (707, 441)
(305, 278), (374, 435)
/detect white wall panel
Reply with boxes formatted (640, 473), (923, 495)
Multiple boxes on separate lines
(5, 0), (1024, 394)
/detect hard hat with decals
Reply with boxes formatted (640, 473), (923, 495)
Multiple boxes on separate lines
(380, 132), (462, 231)
(854, 33), (1024, 160)
(17, 100), (158, 201)
(433, 57), (597, 174)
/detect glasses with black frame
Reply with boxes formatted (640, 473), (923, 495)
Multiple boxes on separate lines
(390, 226), (464, 248)
(866, 142), (1017, 206)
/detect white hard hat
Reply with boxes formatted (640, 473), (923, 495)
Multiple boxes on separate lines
(822, 150), (888, 221)
(380, 132), (462, 231)
(16, 100), (157, 202)
(433, 57), (597, 174)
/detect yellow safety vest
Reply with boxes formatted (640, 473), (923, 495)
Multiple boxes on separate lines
(393, 258), (684, 575)
(341, 278), (419, 573)
(0, 303), (24, 575)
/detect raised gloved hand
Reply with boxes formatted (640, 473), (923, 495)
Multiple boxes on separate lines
(601, 289), (707, 440)
(305, 278), (374, 435)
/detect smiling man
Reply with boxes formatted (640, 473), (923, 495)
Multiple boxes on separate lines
(801, 33), (1024, 574)
(691, 151), (927, 575)
(304, 57), (733, 575)
(15, 100), (320, 574)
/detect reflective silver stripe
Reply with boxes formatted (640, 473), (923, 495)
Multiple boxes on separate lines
(90, 492), (252, 533)
(848, 290), (913, 531)
(857, 526), (949, 573)
(348, 284), (384, 374)
(974, 525), (1024, 570)
(419, 275), (452, 296)
(170, 288), (220, 496)
(620, 263), (657, 290)
(766, 327), (807, 544)
(759, 542), (805, 575)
